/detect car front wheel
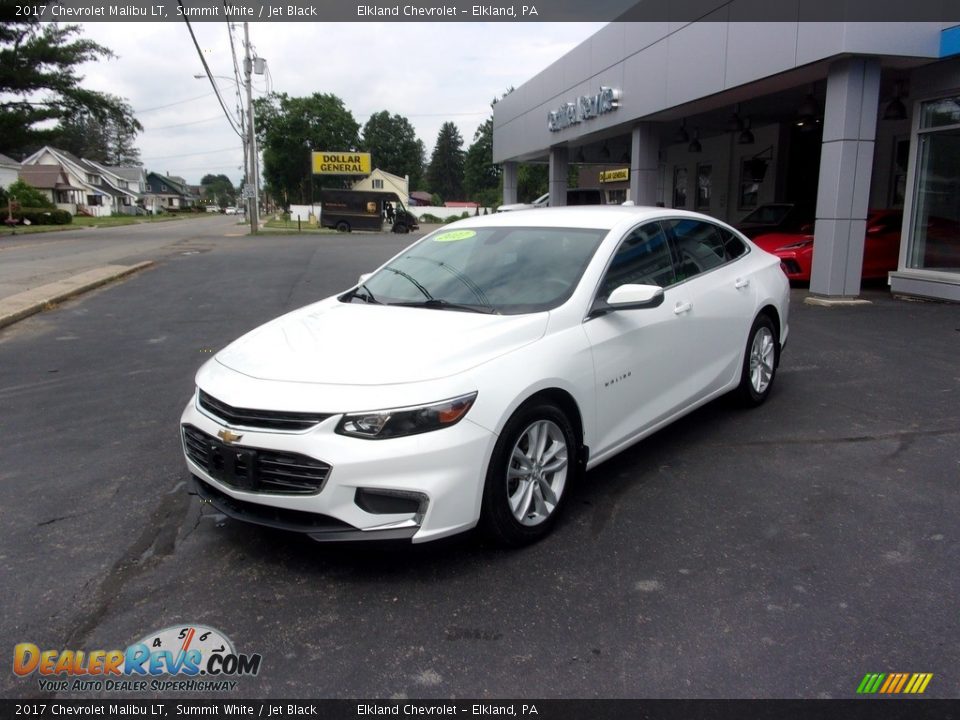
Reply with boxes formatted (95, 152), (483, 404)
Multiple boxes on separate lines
(736, 314), (778, 406)
(480, 402), (577, 547)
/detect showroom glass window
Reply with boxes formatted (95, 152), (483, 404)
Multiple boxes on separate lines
(909, 97), (960, 271)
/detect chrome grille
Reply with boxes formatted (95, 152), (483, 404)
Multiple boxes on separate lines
(198, 390), (331, 431)
(182, 424), (330, 495)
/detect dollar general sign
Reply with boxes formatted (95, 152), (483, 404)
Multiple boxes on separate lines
(312, 152), (372, 175)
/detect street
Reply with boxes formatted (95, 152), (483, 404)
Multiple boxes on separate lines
(1, 223), (958, 699)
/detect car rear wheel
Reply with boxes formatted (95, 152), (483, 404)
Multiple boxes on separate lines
(736, 314), (778, 406)
(336, 221), (350, 232)
(480, 402), (577, 547)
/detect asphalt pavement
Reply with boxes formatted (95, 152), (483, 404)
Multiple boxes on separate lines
(0, 228), (958, 700)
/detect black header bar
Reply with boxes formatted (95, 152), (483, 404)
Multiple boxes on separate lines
(10, 0), (960, 23)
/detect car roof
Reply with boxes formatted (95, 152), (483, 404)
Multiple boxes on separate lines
(448, 205), (714, 231)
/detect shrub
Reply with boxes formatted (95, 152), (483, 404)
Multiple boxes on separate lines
(6, 180), (54, 209)
(13, 207), (73, 225)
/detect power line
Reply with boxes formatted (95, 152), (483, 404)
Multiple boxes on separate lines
(143, 116), (224, 131)
(142, 146), (241, 160)
(178, 0), (243, 139)
(135, 92), (214, 113)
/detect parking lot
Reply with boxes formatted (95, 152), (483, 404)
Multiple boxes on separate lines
(1, 229), (958, 699)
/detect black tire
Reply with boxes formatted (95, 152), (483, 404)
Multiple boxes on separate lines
(480, 402), (578, 547)
(735, 314), (779, 407)
(392, 222), (408, 234)
(336, 221), (350, 233)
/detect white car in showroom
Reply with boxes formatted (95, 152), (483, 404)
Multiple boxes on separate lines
(181, 206), (789, 546)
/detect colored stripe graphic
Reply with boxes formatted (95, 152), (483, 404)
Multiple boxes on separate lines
(857, 672), (932, 694)
(857, 673), (886, 693)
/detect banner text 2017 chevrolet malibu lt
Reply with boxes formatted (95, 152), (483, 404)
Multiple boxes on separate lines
(181, 206), (789, 547)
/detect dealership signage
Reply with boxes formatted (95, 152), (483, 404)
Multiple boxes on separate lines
(599, 168), (629, 183)
(547, 86), (621, 132)
(311, 152), (371, 175)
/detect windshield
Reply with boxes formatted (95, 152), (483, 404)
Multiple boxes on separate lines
(348, 226), (607, 314)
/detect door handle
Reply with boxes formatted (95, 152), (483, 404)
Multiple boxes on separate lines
(673, 301), (692, 315)
(735, 278), (750, 289)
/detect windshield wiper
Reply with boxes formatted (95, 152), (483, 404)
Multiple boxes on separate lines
(340, 284), (381, 304)
(382, 265), (433, 299)
(390, 299), (498, 314)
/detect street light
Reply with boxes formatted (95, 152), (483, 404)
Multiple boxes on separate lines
(192, 23), (265, 234)
(193, 73), (248, 215)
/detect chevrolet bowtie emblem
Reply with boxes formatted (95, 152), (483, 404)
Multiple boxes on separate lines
(217, 429), (243, 444)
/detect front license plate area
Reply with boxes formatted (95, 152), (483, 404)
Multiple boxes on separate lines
(207, 441), (258, 491)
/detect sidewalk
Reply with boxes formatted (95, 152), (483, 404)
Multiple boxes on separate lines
(0, 214), (239, 329)
(0, 262), (154, 330)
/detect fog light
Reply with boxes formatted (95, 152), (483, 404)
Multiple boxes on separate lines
(355, 488), (428, 523)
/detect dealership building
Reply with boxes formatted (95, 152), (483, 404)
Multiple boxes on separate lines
(492, 20), (960, 301)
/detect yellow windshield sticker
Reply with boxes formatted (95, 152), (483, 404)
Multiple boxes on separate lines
(433, 229), (476, 242)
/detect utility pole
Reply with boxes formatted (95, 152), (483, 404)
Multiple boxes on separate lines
(243, 22), (259, 234)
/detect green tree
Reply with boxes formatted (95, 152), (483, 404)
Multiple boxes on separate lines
(6, 179), (53, 208)
(200, 174), (236, 209)
(0, 18), (142, 156)
(254, 92), (360, 208)
(463, 117), (500, 209)
(52, 97), (142, 165)
(517, 164), (549, 202)
(427, 122), (465, 201)
(360, 111), (425, 189)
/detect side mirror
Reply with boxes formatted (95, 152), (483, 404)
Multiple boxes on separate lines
(590, 284), (665, 317)
(357, 272), (372, 285)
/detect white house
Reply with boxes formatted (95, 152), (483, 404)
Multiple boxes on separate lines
(0, 153), (20, 191)
(20, 147), (142, 217)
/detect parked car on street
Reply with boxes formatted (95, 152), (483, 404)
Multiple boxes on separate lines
(224, 206), (239, 215)
(497, 192), (549, 212)
(497, 188), (605, 212)
(181, 206), (789, 547)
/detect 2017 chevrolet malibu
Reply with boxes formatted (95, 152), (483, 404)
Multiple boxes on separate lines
(181, 206), (789, 546)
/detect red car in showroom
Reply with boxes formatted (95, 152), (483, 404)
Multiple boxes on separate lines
(752, 209), (904, 282)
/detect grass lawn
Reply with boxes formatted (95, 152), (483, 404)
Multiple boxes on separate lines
(71, 215), (195, 228)
(0, 214), (213, 236)
(263, 218), (336, 233)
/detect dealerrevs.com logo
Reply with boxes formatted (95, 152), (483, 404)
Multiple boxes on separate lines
(13, 624), (262, 693)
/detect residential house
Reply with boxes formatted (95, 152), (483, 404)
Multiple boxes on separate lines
(408, 191), (434, 207)
(20, 147), (142, 216)
(144, 172), (199, 214)
(17, 165), (85, 208)
(0, 153), (20, 191)
(351, 169), (409, 206)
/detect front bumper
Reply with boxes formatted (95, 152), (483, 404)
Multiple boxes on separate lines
(180, 391), (497, 543)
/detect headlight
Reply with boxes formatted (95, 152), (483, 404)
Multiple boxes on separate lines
(335, 392), (478, 440)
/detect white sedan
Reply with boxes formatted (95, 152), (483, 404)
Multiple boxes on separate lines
(181, 206), (789, 546)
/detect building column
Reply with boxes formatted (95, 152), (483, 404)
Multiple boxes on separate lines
(629, 123), (659, 205)
(502, 161), (518, 205)
(549, 146), (569, 206)
(810, 57), (881, 297)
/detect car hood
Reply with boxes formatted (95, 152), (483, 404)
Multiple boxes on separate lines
(215, 299), (549, 385)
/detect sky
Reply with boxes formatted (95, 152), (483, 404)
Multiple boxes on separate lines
(76, 22), (607, 186)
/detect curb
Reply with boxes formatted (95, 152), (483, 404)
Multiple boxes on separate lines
(0, 261), (155, 330)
